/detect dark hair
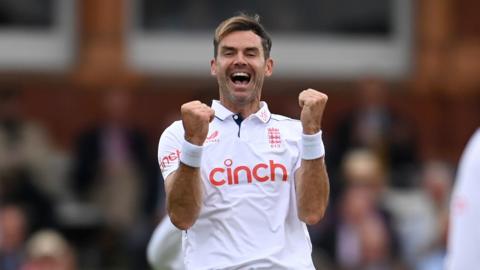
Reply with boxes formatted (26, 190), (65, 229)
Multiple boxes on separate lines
(213, 13), (272, 59)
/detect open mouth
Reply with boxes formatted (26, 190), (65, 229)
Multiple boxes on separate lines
(230, 72), (251, 86)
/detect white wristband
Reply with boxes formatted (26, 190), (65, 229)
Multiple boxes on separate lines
(179, 138), (203, 168)
(302, 131), (325, 160)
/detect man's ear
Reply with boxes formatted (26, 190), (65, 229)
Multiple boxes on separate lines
(210, 59), (216, 76)
(265, 58), (274, 77)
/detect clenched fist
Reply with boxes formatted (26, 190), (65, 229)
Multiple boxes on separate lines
(298, 89), (328, 134)
(181, 101), (215, 145)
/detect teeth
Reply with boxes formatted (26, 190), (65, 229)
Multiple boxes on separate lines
(230, 72), (251, 85)
(232, 72), (249, 77)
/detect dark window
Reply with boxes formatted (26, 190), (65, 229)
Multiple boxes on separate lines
(138, 0), (391, 36)
(0, 0), (53, 28)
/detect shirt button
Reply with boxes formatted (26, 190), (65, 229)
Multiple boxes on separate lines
(233, 115), (238, 120)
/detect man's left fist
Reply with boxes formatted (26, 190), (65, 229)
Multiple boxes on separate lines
(298, 89), (328, 134)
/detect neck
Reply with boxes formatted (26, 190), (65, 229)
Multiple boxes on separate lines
(220, 99), (260, 118)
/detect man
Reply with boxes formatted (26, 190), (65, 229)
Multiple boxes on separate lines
(0, 204), (27, 270)
(71, 88), (158, 268)
(22, 230), (77, 270)
(446, 128), (480, 269)
(158, 14), (329, 269)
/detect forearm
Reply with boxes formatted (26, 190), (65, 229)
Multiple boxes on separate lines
(295, 158), (329, 225)
(166, 164), (203, 230)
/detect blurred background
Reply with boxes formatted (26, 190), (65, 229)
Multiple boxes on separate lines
(0, 0), (479, 269)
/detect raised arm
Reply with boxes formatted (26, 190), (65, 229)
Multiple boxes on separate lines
(165, 101), (214, 230)
(295, 89), (330, 225)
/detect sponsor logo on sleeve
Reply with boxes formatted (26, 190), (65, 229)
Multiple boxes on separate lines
(159, 149), (180, 170)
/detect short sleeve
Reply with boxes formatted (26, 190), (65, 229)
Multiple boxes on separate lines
(158, 121), (184, 180)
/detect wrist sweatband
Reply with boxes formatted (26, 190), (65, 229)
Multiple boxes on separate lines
(179, 138), (203, 168)
(302, 130), (325, 160)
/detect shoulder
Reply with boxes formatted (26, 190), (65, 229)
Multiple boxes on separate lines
(162, 120), (184, 135)
(270, 113), (301, 126)
(159, 120), (184, 146)
(270, 113), (299, 122)
(269, 114), (302, 137)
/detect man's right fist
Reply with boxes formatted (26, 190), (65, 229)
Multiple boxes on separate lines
(181, 101), (215, 146)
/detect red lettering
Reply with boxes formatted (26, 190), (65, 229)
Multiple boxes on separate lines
(227, 167), (233, 185)
(159, 149), (181, 169)
(209, 168), (226, 186)
(270, 160), (288, 181)
(160, 156), (169, 169)
(225, 159), (234, 185)
(209, 159), (289, 186)
(234, 166), (252, 184)
(253, 163), (269, 182)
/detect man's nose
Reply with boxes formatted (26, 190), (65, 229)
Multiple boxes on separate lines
(233, 53), (247, 65)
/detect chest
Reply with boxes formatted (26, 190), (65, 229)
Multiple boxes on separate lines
(200, 121), (299, 191)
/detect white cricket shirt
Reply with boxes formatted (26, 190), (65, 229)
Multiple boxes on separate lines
(158, 100), (315, 270)
(446, 128), (480, 270)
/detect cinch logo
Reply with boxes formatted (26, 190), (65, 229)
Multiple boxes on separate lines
(159, 149), (180, 170)
(209, 159), (288, 186)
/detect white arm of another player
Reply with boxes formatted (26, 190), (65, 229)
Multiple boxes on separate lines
(446, 129), (480, 270)
(147, 217), (184, 270)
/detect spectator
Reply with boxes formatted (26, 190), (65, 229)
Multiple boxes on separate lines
(384, 161), (452, 270)
(415, 161), (451, 270)
(22, 229), (77, 270)
(0, 88), (56, 230)
(0, 204), (28, 270)
(315, 149), (399, 269)
(71, 87), (158, 269)
(330, 78), (418, 189)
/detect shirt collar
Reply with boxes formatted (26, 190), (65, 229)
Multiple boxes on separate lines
(253, 101), (271, 123)
(211, 100), (234, 120)
(211, 100), (271, 123)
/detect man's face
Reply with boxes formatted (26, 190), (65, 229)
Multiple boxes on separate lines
(211, 31), (273, 107)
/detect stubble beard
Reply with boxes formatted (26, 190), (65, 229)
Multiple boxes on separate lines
(218, 74), (265, 106)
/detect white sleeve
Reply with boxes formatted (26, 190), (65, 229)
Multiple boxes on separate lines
(446, 129), (480, 270)
(147, 217), (185, 270)
(158, 121), (184, 180)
